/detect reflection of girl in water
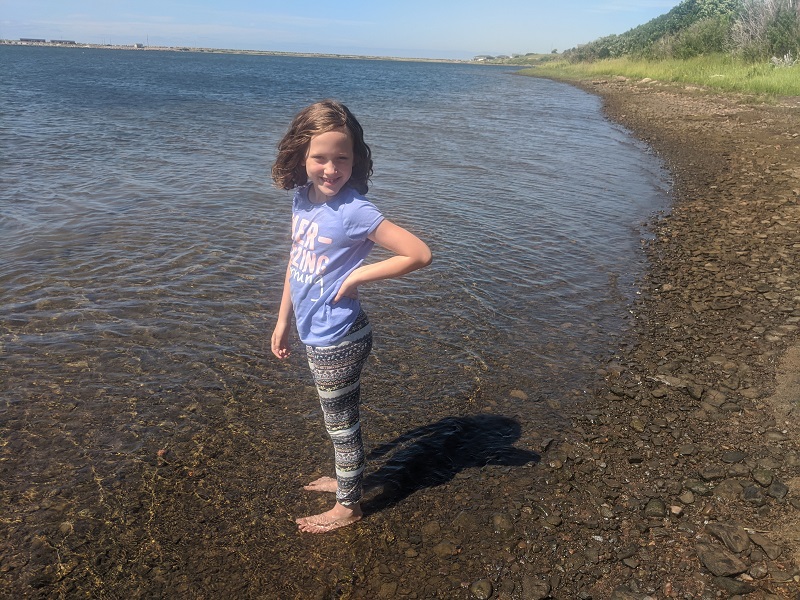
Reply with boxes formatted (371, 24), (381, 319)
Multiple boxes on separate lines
(270, 100), (432, 533)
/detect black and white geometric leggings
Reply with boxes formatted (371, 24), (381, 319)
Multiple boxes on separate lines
(305, 310), (373, 507)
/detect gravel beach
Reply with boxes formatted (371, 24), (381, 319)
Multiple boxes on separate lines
(546, 76), (800, 599)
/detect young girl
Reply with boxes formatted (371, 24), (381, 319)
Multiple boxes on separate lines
(270, 100), (432, 533)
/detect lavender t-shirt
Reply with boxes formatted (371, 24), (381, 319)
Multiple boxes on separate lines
(289, 184), (384, 346)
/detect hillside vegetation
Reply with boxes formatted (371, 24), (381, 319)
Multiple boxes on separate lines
(564, 0), (799, 62)
(509, 0), (800, 96)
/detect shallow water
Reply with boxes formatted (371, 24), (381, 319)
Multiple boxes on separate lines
(0, 46), (669, 595)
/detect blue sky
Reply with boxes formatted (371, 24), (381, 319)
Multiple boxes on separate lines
(1, 0), (683, 59)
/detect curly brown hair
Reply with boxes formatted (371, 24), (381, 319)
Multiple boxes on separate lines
(271, 100), (373, 195)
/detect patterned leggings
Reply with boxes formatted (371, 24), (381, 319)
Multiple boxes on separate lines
(305, 311), (373, 506)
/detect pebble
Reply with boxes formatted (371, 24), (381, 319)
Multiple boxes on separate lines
(432, 541), (458, 558)
(469, 579), (493, 600)
(751, 467), (773, 486)
(492, 513), (514, 534)
(644, 498), (667, 518)
(768, 479), (789, 499)
(721, 450), (746, 464)
(520, 576), (550, 600)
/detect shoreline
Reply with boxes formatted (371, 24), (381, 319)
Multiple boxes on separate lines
(547, 75), (800, 596)
(0, 39), (471, 64)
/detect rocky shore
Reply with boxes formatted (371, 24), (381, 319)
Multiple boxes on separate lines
(539, 77), (800, 599)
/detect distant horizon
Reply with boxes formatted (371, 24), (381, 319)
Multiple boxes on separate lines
(1, 38), (492, 61)
(0, 1), (684, 60)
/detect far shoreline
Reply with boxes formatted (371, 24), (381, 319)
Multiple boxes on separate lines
(0, 39), (479, 65)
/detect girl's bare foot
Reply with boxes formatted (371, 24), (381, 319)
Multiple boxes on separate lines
(303, 476), (337, 493)
(296, 502), (362, 533)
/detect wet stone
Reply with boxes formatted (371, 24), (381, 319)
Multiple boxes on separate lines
(469, 579), (493, 600)
(432, 540), (458, 558)
(492, 513), (514, 534)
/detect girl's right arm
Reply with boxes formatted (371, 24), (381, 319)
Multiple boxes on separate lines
(271, 262), (293, 359)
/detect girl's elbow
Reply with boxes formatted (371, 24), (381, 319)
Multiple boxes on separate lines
(417, 247), (432, 268)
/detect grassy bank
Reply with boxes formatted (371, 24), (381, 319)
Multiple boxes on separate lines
(517, 53), (800, 96)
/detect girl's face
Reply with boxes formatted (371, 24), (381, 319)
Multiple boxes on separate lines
(303, 129), (354, 203)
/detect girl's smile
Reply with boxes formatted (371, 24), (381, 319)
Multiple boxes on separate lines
(304, 129), (354, 203)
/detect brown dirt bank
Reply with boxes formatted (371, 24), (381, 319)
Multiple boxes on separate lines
(558, 76), (800, 598)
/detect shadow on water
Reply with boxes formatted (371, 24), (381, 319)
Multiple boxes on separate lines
(362, 414), (540, 515)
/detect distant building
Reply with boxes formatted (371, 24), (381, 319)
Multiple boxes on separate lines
(134, 43), (145, 49)
(20, 38), (46, 43)
(50, 40), (77, 45)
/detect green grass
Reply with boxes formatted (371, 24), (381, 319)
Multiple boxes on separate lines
(516, 54), (800, 97)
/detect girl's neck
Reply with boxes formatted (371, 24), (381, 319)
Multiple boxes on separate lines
(308, 185), (328, 205)
(308, 183), (343, 205)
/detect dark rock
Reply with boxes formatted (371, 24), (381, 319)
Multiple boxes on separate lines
(610, 586), (647, 599)
(644, 498), (667, 518)
(713, 479), (744, 501)
(711, 576), (755, 595)
(520, 576), (550, 600)
(699, 465), (726, 481)
(695, 542), (748, 577)
(721, 450), (746, 464)
(706, 522), (750, 553)
(742, 485), (766, 506)
(749, 532), (782, 560)
(751, 467), (773, 487)
(767, 479), (789, 500)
